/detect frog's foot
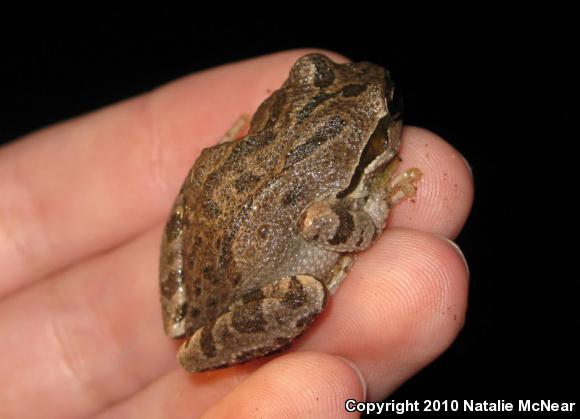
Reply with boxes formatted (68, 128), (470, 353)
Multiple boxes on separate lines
(387, 168), (423, 206)
(177, 275), (327, 372)
(299, 201), (377, 252)
(218, 114), (250, 143)
(159, 189), (188, 338)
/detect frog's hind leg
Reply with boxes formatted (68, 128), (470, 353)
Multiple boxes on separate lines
(325, 254), (355, 294)
(218, 114), (250, 143)
(300, 201), (379, 252)
(177, 275), (328, 372)
(159, 189), (188, 338)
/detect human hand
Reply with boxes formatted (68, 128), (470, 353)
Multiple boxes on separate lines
(0, 50), (472, 418)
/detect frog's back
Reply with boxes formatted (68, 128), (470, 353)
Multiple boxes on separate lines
(180, 54), (390, 334)
(180, 127), (291, 333)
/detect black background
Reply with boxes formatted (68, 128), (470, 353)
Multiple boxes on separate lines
(1, 5), (577, 413)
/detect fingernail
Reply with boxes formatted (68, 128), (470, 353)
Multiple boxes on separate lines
(336, 356), (367, 401)
(438, 235), (470, 278)
(460, 154), (473, 177)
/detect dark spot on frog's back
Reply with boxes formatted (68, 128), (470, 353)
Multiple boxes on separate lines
(204, 171), (220, 192)
(285, 135), (328, 168)
(219, 231), (235, 269)
(229, 130), (275, 160)
(257, 224), (270, 239)
(234, 172), (261, 193)
(203, 264), (222, 284)
(232, 301), (267, 333)
(340, 83), (367, 97)
(285, 116), (345, 167)
(311, 55), (336, 87)
(282, 191), (297, 206)
(230, 272), (242, 286)
(282, 183), (303, 206)
(296, 92), (330, 122)
(202, 199), (220, 218)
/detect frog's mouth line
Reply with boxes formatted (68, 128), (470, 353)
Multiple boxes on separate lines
(336, 113), (401, 199)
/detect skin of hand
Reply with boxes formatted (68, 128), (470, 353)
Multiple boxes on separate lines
(0, 50), (472, 419)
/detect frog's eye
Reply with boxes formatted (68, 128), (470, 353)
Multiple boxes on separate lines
(387, 87), (403, 121)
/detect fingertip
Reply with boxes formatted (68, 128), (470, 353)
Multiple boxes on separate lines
(437, 234), (470, 279)
(390, 126), (474, 239)
(371, 229), (468, 335)
(335, 356), (367, 401)
(312, 228), (469, 398)
(414, 232), (470, 348)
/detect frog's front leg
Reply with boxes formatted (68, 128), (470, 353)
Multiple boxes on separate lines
(177, 275), (327, 372)
(387, 167), (423, 206)
(300, 164), (423, 253)
(299, 201), (379, 252)
(218, 114), (250, 143)
(159, 189), (188, 338)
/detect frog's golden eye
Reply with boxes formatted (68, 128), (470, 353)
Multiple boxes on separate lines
(387, 87), (404, 121)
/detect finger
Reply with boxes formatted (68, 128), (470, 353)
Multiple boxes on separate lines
(94, 229), (467, 418)
(199, 352), (365, 419)
(298, 228), (469, 400)
(95, 352), (365, 419)
(0, 49), (345, 297)
(391, 125), (473, 239)
(0, 127), (471, 417)
(0, 227), (172, 419)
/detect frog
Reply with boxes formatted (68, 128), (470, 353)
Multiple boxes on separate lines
(159, 53), (422, 372)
